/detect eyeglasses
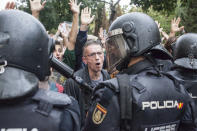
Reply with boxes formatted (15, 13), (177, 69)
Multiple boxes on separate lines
(85, 51), (103, 58)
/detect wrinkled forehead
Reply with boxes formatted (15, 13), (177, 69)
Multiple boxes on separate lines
(85, 44), (103, 54)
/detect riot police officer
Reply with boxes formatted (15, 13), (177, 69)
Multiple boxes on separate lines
(0, 10), (80, 131)
(83, 12), (196, 131)
(168, 33), (197, 119)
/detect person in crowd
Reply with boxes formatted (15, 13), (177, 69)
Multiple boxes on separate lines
(30, 0), (80, 70)
(168, 33), (197, 120)
(64, 40), (110, 129)
(61, 0), (81, 69)
(0, 10), (80, 130)
(49, 40), (65, 93)
(74, 7), (95, 71)
(98, 27), (107, 49)
(84, 12), (196, 131)
(30, 0), (80, 90)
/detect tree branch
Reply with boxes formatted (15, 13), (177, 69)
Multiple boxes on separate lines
(114, 0), (121, 6)
(99, 0), (111, 5)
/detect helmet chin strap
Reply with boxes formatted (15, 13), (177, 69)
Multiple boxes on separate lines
(116, 55), (131, 71)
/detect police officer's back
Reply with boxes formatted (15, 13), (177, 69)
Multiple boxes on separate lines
(0, 10), (80, 131)
(168, 33), (197, 119)
(84, 12), (196, 131)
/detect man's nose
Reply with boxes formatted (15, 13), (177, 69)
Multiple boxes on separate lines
(95, 53), (100, 59)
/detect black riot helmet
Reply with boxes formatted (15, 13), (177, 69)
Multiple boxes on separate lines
(0, 10), (55, 80)
(174, 33), (197, 70)
(106, 12), (161, 73)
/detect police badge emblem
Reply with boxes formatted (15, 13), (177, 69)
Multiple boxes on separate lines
(92, 103), (107, 124)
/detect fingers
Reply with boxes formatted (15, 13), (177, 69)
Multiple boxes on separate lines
(155, 21), (159, 27)
(159, 27), (163, 32)
(83, 7), (91, 14)
(78, 2), (82, 7)
(5, 1), (15, 10)
(171, 19), (173, 24)
(81, 7), (88, 14)
(10, 2), (15, 9)
(176, 17), (181, 25)
(89, 8), (91, 15)
(81, 8), (84, 14)
(90, 15), (95, 23)
(179, 26), (184, 31)
(42, 1), (47, 7)
(5, 2), (10, 9)
(68, 0), (72, 6)
(85, 7), (88, 13)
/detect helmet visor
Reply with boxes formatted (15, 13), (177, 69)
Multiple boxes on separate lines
(106, 29), (129, 73)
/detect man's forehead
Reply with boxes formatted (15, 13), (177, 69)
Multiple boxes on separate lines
(85, 44), (102, 53)
(55, 45), (61, 49)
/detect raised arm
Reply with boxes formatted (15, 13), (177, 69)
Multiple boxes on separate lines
(30, 0), (46, 19)
(74, 7), (95, 71)
(66, 0), (81, 50)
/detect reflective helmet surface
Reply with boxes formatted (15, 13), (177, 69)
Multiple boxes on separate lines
(0, 10), (54, 80)
(174, 33), (197, 70)
(106, 12), (161, 72)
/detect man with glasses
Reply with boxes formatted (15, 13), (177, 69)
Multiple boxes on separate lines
(64, 40), (110, 129)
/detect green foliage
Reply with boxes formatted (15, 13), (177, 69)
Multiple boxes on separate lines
(130, 0), (177, 14)
(94, 2), (105, 36)
(21, 0), (72, 33)
(147, 8), (175, 33)
(130, 7), (175, 33)
(129, 0), (197, 33)
(176, 0), (197, 33)
(20, 0), (104, 34)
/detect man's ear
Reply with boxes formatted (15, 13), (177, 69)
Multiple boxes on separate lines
(82, 56), (87, 65)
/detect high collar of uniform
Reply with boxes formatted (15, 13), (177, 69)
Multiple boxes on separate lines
(120, 59), (155, 75)
(0, 67), (38, 101)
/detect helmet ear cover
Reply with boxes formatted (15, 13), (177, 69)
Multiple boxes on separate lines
(122, 22), (139, 55)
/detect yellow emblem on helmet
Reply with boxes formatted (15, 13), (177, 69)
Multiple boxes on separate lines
(92, 103), (107, 124)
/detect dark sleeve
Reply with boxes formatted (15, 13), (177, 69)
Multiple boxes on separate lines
(74, 30), (87, 71)
(64, 78), (79, 100)
(63, 78), (86, 129)
(60, 98), (81, 131)
(179, 100), (197, 131)
(84, 87), (120, 131)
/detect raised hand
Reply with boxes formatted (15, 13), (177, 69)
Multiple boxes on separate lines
(59, 23), (71, 38)
(30, 0), (46, 12)
(81, 7), (95, 25)
(170, 17), (184, 34)
(69, 0), (81, 14)
(99, 27), (104, 39)
(5, 1), (15, 10)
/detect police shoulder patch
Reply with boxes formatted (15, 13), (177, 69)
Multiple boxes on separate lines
(92, 103), (107, 124)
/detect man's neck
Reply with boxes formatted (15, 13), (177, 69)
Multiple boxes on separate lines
(128, 56), (145, 67)
(88, 69), (102, 80)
